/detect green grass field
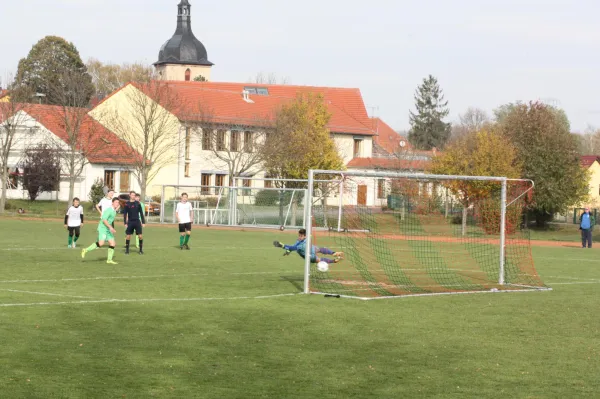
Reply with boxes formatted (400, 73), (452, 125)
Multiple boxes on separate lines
(0, 219), (599, 398)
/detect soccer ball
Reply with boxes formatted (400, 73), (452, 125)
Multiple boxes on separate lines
(317, 261), (329, 272)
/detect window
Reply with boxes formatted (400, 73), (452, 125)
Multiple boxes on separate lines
(230, 130), (241, 152)
(216, 130), (227, 151)
(120, 171), (130, 192)
(216, 174), (226, 187)
(264, 179), (273, 189)
(202, 130), (212, 150)
(104, 170), (115, 190)
(242, 176), (251, 195)
(184, 163), (190, 178)
(244, 131), (253, 153)
(201, 173), (211, 194)
(185, 68), (191, 81)
(243, 87), (269, 96)
(185, 127), (191, 160)
(377, 179), (386, 199)
(353, 139), (363, 158)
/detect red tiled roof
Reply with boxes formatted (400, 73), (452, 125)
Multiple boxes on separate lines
(580, 155), (600, 168)
(17, 104), (141, 165)
(371, 117), (410, 153)
(104, 81), (374, 136)
(347, 157), (430, 170)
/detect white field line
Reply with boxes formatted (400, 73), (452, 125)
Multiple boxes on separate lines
(546, 281), (600, 285)
(0, 288), (98, 299)
(0, 292), (300, 308)
(0, 271), (283, 284)
(545, 275), (600, 281)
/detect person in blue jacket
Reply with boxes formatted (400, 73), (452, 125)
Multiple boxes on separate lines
(274, 229), (343, 264)
(579, 208), (595, 248)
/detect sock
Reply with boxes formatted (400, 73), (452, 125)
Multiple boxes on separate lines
(322, 258), (335, 264)
(74, 235), (79, 243)
(184, 234), (190, 245)
(180, 235), (185, 246)
(108, 246), (115, 261)
(68, 236), (73, 245)
(86, 242), (99, 252)
(136, 236), (140, 246)
(126, 239), (130, 250)
(319, 247), (334, 255)
(139, 239), (143, 251)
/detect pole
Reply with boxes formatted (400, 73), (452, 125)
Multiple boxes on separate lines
(303, 170), (315, 294)
(160, 185), (165, 224)
(337, 180), (344, 232)
(499, 179), (507, 285)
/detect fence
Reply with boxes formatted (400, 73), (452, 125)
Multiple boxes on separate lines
(156, 183), (312, 229)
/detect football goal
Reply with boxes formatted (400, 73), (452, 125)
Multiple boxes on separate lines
(303, 169), (551, 299)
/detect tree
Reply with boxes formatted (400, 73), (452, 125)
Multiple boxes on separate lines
(19, 145), (61, 201)
(44, 69), (109, 200)
(193, 75), (207, 82)
(95, 81), (181, 199)
(576, 125), (600, 155)
(498, 102), (589, 227)
(0, 82), (31, 212)
(86, 58), (154, 95)
(14, 36), (94, 105)
(494, 101), (570, 132)
(265, 93), (344, 180)
(249, 72), (290, 85)
(88, 177), (105, 206)
(264, 94), (344, 226)
(408, 75), (451, 150)
(429, 129), (522, 235)
(451, 107), (490, 140)
(195, 106), (270, 186)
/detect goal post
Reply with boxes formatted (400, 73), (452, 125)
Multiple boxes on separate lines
(304, 169), (551, 299)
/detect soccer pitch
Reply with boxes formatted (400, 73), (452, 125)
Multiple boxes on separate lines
(0, 219), (599, 398)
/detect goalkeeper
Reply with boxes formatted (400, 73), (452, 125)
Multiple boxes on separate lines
(274, 228), (343, 264)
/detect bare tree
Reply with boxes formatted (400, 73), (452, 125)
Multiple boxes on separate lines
(578, 125), (600, 155)
(452, 107), (490, 139)
(249, 72), (290, 85)
(95, 81), (181, 199)
(193, 104), (272, 186)
(44, 70), (109, 200)
(86, 58), (154, 95)
(0, 80), (32, 213)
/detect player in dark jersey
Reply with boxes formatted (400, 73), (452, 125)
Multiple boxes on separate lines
(123, 191), (146, 255)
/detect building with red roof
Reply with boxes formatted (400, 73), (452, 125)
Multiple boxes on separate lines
(0, 103), (142, 201)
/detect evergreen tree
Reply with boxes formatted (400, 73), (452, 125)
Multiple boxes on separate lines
(408, 75), (451, 150)
(14, 36), (95, 105)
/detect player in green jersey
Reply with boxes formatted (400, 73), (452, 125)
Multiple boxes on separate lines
(81, 198), (120, 264)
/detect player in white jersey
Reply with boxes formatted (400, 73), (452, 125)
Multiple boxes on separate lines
(64, 197), (84, 248)
(176, 193), (194, 250)
(96, 189), (115, 227)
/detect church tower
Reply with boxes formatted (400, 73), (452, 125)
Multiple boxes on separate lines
(154, 0), (213, 81)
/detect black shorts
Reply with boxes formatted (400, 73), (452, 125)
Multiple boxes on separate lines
(67, 226), (81, 236)
(126, 220), (143, 235)
(178, 222), (192, 233)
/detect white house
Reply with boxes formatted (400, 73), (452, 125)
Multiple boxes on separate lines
(1, 104), (141, 202)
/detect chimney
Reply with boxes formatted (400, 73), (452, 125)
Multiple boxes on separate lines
(242, 90), (254, 103)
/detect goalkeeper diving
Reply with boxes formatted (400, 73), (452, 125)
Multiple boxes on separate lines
(274, 228), (343, 264)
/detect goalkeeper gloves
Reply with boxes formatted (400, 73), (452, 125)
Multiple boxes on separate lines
(273, 241), (283, 248)
(283, 250), (291, 256)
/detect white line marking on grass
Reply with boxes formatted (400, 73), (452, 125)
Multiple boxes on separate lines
(0, 271), (285, 285)
(545, 276), (600, 281)
(0, 246), (267, 252)
(0, 292), (300, 308)
(537, 257), (600, 263)
(547, 281), (600, 285)
(0, 289), (97, 299)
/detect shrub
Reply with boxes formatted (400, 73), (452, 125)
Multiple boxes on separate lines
(255, 190), (280, 206)
(89, 178), (105, 206)
(476, 200), (523, 235)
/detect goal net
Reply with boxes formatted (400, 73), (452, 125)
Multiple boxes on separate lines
(304, 170), (550, 299)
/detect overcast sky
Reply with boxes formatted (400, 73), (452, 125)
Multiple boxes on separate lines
(1, 0), (599, 132)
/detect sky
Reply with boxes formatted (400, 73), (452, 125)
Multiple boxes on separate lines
(1, 0), (599, 132)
